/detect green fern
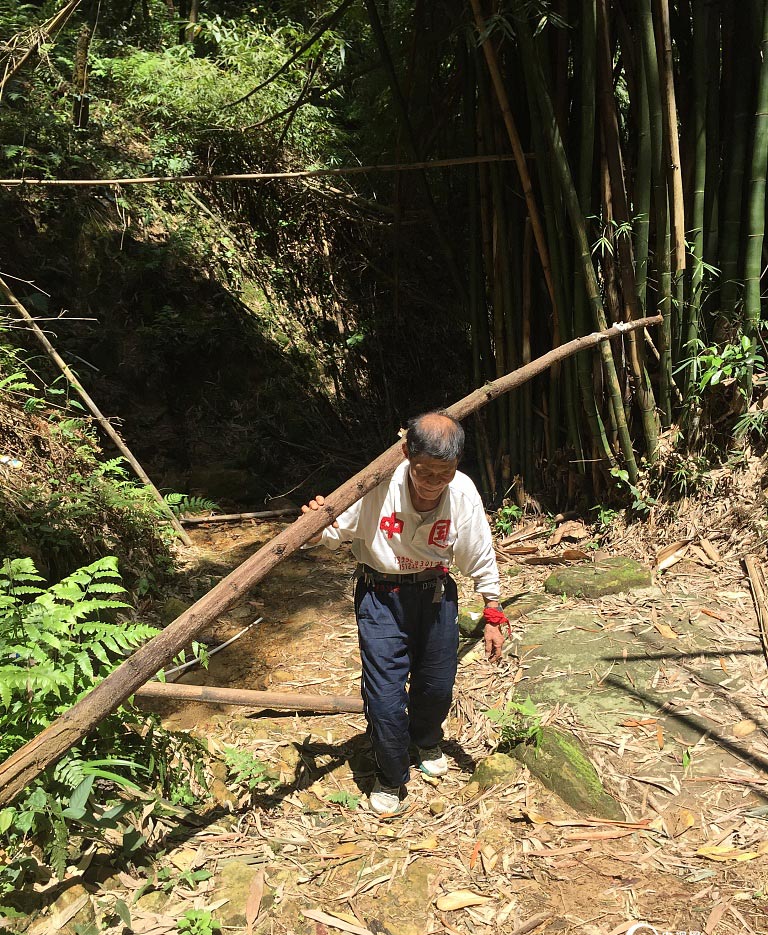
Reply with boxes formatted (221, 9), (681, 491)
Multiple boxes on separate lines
(0, 556), (212, 913)
(0, 556), (159, 755)
(0, 370), (36, 395)
(163, 493), (220, 517)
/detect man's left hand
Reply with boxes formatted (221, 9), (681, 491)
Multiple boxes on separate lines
(483, 622), (505, 663)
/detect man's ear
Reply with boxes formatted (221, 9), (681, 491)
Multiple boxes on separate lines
(401, 441), (410, 459)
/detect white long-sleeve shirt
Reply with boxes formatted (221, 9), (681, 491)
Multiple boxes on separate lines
(321, 461), (500, 601)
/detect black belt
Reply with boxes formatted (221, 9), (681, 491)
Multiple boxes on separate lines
(357, 564), (448, 603)
(358, 563), (448, 584)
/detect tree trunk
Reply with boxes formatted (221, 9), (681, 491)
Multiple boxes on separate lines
(0, 316), (660, 807)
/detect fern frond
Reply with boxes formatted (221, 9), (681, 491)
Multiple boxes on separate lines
(163, 493), (220, 516)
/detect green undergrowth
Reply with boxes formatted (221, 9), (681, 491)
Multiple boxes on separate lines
(0, 555), (210, 924)
(0, 337), (178, 591)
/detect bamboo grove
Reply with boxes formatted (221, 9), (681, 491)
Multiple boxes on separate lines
(388, 0), (768, 500)
(2, 1), (768, 505)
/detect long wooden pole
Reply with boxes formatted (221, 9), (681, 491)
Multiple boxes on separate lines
(0, 276), (193, 547)
(134, 682), (364, 714)
(0, 315), (660, 807)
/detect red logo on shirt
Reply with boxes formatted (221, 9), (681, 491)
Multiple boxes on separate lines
(428, 519), (452, 546)
(379, 512), (404, 539)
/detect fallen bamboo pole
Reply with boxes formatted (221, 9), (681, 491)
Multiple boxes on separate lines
(744, 556), (768, 670)
(0, 153), (516, 188)
(180, 508), (296, 525)
(0, 275), (193, 547)
(134, 682), (364, 714)
(0, 314), (660, 806)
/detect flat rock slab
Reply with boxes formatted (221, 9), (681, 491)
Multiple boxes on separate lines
(544, 556), (652, 597)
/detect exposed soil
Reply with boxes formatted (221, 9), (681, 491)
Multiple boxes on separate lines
(99, 508), (768, 935)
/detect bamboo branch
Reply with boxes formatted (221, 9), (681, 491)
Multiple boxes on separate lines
(224, 0), (355, 108)
(0, 314), (660, 807)
(134, 682), (364, 714)
(0, 0), (82, 98)
(0, 276), (192, 547)
(0, 154), (518, 188)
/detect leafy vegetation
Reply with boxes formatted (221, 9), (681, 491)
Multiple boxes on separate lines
(0, 555), (208, 917)
(486, 696), (543, 749)
(493, 502), (523, 536)
(177, 909), (221, 935)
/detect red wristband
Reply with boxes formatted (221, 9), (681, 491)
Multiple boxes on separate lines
(482, 606), (509, 631)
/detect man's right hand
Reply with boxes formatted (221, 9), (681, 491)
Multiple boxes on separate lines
(300, 494), (338, 545)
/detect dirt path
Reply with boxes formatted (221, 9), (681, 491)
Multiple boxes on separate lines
(56, 518), (768, 935)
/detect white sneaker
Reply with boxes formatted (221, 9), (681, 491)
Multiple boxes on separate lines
(369, 778), (404, 815)
(417, 745), (448, 777)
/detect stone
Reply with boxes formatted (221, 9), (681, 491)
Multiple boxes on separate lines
(213, 860), (270, 928)
(136, 890), (171, 913)
(458, 603), (484, 638)
(30, 884), (96, 935)
(510, 726), (623, 819)
(467, 753), (521, 789)
(544, 556), (652, 598)
(429, 798), (446, 816)
(357, 858), (440, 935)
(160, 596), (193, 626)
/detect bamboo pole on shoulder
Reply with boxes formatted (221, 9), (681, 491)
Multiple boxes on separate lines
(0, 276), (192, 547)
(0, 315), (660, 806)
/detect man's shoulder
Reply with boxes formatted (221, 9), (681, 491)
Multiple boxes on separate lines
(449, 470), (483, 504)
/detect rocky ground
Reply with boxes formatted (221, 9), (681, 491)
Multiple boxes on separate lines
(31, 498), (768, 935)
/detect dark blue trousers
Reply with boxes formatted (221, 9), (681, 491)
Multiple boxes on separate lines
(354, 576), (459, 787)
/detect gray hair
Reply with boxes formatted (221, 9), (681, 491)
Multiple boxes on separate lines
(405, 410), (465, 461)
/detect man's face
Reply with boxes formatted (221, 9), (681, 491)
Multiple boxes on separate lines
(404, 449), (458, 503)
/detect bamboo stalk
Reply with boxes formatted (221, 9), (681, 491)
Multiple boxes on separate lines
(0, 276), (192, 547)
(686, 0), (708, 381)
(468, 0), (560, 322)
(744, 556), (768, 671)
(633, 51), (652, 315)
(574, 0), (613, 471)
(596, 0), (659, 460)
(656, 0), (686, 274)
(180, 509), (296, 525)
(639, 0), (672, 426)
(0, 315), (660, 806)
(514, 12), (640, 482)
(718, 5), (753, 323)
(134, 682), (364, 714)
(743, 0), (768, 360)
(0, 0), (82, 98)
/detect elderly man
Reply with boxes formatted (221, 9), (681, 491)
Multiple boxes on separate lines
(302, 411), (506, 814)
